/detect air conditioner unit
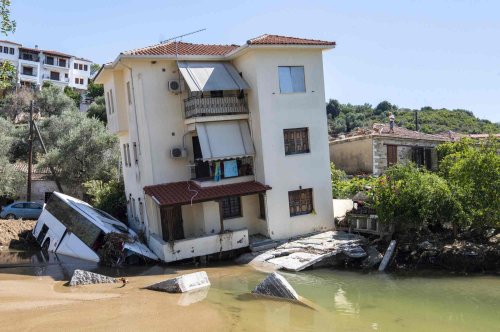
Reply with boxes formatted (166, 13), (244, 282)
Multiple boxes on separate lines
(168, 79), (183, 93)
(170, 147), (187, 159)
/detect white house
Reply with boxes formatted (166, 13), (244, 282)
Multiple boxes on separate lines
(95, 34), (336, 263)
(0, 40), (92, 90)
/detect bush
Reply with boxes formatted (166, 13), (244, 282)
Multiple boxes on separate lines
(373, 164), (463, 230)
(331, 163), (377, 199)
(83, 179), (127, 222)
(87, 96), (107, 123)
(437, 137), (500, 228)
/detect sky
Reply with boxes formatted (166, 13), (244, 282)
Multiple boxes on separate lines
(8, 0), (500, 122)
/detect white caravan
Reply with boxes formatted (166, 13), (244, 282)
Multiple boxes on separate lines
(32, 192), (157, 263)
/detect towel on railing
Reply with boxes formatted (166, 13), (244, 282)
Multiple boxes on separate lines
(223, 160), (238, 178)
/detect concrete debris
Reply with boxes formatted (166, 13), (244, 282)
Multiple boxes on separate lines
(249, 231), (367, 272)
(378, 240), (397, 272)
(146, 271), (210, 293)
(361, 246), (383, 269)
(252, 272), (299, 300)
(69, 269), (118, 286)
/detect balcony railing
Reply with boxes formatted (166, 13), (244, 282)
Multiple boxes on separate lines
(21, 71), (36, 77)
(189, 157), (254, 182)
(184, 95), (248, 119)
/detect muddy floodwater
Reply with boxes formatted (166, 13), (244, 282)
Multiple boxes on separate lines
(0, 250), (498, 331)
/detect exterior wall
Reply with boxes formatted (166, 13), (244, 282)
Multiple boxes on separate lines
(372, 137), (441, 175)
(68, 58), (92, 90)
(234, 48), (334, 240)
(329, 137), (373, 174)
(15, 180), (80, 204)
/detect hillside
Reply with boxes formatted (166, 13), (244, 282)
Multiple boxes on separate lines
(326, 100), (500, 136)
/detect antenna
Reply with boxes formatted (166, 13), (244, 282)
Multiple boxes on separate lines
(160, 28), (206, 44)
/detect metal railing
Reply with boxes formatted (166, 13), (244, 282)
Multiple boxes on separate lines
(184, 95), (248, 119)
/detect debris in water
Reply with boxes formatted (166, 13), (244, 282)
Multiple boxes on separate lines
(379, 240), (397, 272)
(69, 269), (118, 286)
(146, 271), (210, 293)
(252, 272), (299, 300)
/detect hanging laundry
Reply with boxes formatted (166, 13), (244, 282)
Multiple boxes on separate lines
(214, 162), (221, 182)
(223, 160), (238, 178)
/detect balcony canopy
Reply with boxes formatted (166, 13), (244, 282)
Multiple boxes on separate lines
(196, 120), (255, 161)
(178, 61), (250, 92)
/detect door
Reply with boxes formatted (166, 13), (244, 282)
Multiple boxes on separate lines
(387, 145), (398, 167)
(160, 206), (184, 242)
(425, 148), (433, 170)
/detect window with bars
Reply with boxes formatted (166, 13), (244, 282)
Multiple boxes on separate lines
(284, 128), (309, 155)
(288, 188), (313, 217)
(221, 196), (242, 219)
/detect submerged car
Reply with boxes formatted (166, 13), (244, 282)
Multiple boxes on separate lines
(32, 192), (157, 264)
(0, 201), (44, 220)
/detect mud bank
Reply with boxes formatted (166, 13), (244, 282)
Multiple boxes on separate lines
(0, 220), (37, 250)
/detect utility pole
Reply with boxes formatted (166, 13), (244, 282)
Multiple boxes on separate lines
(415, 110), (419, 132)
(27, 100), (34, 201)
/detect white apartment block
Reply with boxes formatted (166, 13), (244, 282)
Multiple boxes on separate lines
(0, 40), (92, 90)
(95, 34), (335, 263)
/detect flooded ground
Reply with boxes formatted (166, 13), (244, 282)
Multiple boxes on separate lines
(0, 250), (498, 331)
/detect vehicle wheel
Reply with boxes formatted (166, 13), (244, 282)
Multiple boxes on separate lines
(42, 238), (50, 252)
(5, 213), (16, 220)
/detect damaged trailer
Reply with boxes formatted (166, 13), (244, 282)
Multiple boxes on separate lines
(32, 192), (157, 264)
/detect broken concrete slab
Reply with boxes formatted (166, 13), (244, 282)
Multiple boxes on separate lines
(252, 272), (299, 300)
(146, 271), (210, 293)
(69, 269), (118, 286)
(379, 240), (397, 272)
(361, 246), (383, 269)
(267, 251), (338, 272)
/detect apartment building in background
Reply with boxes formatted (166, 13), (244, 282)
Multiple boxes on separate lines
(0, 40), (92, 90)
(95, 34), (335, 263)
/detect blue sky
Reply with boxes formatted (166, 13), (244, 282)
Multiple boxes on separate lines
(9, 0), (500, 122)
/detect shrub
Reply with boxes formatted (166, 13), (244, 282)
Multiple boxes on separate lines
(331, 163), (377, 199)
(83, 179), (127, 222)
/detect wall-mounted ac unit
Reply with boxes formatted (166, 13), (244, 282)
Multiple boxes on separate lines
(170, 147), (187, 159)
(168, 79), (183, 93)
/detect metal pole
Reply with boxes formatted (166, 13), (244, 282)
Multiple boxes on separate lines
(27, 100), (33, 201)
(415, 110), (419, 132)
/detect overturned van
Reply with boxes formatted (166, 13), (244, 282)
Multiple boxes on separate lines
(33, 192), (157, 264)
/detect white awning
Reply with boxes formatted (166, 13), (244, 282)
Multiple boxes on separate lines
(196, 120), (255, 161)
(178, 61), (250, 92)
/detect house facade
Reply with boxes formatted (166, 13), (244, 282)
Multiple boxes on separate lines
(0, 40), (92, 90)
(329, 124), (448, 175)
(95, 34), (335, 262)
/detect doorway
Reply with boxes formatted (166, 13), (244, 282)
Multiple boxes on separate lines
(160, 206), (184, 242)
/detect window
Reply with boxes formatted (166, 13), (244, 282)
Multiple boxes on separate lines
(50, 71), (60, 81)
(387, 145), (398, 167)
(221, 196), (242, 219)
(64, 73), (68, 79)
(412, 147), (433, 170)
(278, 66), (305, 93)
(105, 91), (110, 114)
(46, 56), (54, 65)
(284, 128), (309, 155)
(288, 188), (313, 217)
(126, 81), (132, 105)
(9, 47), (14, 55)
(12, 203), (23, 208)
(74, 63), (78, 70)
(22, 53), (33, 61)
(75, 78), (79, 84)
(109, 89), (115, 113)
(259, 193), (266, 220)
(81, 78), (84, 84)
(84, 64), (88, 71)
(58, 58), (67, 68)
(123, 143), (131, 167)
(132, 142), (138, 164)
(45, 194), (103, 249)
(79, 63), (83, 70)
(3, 46), (8, 53)
(22, 66), (33, 76)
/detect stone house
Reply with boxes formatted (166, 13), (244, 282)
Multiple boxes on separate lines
(329, 124), (449, 175)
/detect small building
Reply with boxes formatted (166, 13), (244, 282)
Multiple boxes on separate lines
(95, 34), (336, 263)
(329, 124), (448, 175)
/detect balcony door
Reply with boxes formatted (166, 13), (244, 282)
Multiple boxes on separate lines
(50, 71), (60, 81)
(192, 136), (211, 179)
(160, 206), (184, 242)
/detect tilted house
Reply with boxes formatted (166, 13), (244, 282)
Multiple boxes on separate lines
(329, 124), (449, 175)
(95, 34), (335, 262)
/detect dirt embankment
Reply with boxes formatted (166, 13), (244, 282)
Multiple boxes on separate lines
(0, 220), (37, 249)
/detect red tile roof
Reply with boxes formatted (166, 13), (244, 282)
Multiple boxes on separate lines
(122, 34), (335, 56)
(42, 50), (73, 58)
(123, 41), (239, 56)
(247, 34), (336, 46)
(0, 40), (21, 46)
(13, 162), (52, 181)
(144, 181), (271, 206)
(374, 124), (448, 141)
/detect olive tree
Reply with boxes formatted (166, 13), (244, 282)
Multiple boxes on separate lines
(0, 117), (23, 198)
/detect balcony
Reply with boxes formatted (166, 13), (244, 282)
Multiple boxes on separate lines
(189, 157), (254, 187)
(42, 74), (69, 83)
(43, 60), (69, 69)
(184, 95), (248, 119)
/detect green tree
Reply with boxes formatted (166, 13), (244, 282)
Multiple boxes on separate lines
(90, 64), (101, 77)
(0, 117), (23, 198)
(36, 85), (77, 117)
(437, 137), (500, 228)
(0, 88), (34, 121)
(63, 86), (82, 108)
(86, 80), (104, 100)
(39, 111), (119, 187)
(0, 0), (15, 36)
(326, 99), (341, 118)
(373, 163), (463, 231)
(83, 179), (127, 221)
(0, 60), (16, 90)
(87, 96), (107, 123)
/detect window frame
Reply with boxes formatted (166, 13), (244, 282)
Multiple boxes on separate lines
(221, 196), (242, 219)
(283, 127), (310, 155)
(9, 47), (14, 55)
(288, 188), (314, 217)
(278, 66), (306, 94)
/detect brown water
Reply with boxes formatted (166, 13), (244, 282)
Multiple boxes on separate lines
(0, 250), (498, 331)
